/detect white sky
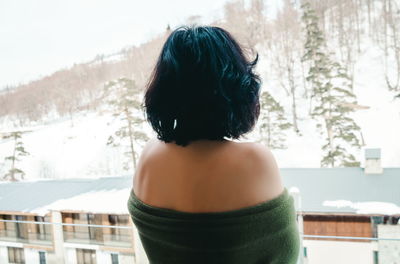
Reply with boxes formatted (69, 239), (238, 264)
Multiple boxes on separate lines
(0, 0), (236, 89)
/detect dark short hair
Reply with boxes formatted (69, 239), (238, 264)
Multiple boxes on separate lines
(143, 25), (261, 147)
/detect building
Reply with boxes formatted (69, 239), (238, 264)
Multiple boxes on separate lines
(282, 148), (400, 264)
(0, 177), (137, 264)
(0, 148), (399, 264)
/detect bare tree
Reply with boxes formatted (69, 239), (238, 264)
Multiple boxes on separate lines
(271, 0), (303, 133)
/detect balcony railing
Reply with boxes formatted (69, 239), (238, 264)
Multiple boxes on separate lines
(0, 229), (52, 245)
(2, 218), (400, 264)
(63, 230), (133, 248)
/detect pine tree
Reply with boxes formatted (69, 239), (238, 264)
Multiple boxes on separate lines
(257, 91), (292, 149)
(2, 131), (29, 181)
(301, 2), (362, 167)
(103, 77), (149, 172)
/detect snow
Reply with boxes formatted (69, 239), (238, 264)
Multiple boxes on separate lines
(1, 43), (399, 180)
(257, 35), (400, 168)
(323, 200), (400, 215)
(31, 188), (131, 216)
(289, 186), (300, 194)
(0, 109), (154, 180)
(0, 3), (399, 182)
(351, 44), (400, 168)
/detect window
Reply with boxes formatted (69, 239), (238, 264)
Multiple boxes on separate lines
(108, 215), (129, 241)
(76, 248), (96, 264)
(111, 253), (119, 264)
(8, 247), (25, 264)
(72, 213), (80, 220)
(303, 247), (308, 258)
(66, 213), (102, 242)
(34, 216), (50, 240)
(373, 250), (379, 264)
(70, 213), (90, 240)
(39, 251), (46, 264)
(15, 215), (27, 239)
(87, 214), (96, 240)
(108, 215), (129, 226)
(371, 216), (384, 237)
(0, 214), (13, 236)
(109, 215), (117, 225)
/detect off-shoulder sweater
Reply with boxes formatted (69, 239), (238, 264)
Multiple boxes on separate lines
(127, 187), (300, 264)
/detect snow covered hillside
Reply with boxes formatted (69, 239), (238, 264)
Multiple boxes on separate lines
(0, 41), (399, 181)
(0, 0), (399, 180)
(0, 108), (154, 180)
(266, 42), (400, 169)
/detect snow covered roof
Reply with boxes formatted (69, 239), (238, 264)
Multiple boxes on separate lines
(0, 167), (399, 216)
(0, 176), (132, 216)
(281, 167), (400, 215)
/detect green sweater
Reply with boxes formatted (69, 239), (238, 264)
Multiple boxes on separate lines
(127, 187), (300, 264)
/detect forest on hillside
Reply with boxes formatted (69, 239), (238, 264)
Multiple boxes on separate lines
(1, 0), (399, 173)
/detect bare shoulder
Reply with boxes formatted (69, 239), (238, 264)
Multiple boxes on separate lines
(133, 139), (285, 211)
(235, 142), (285, 202)
(132, 138), (160, 193)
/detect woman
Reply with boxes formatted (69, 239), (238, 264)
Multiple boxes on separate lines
(127, 25), (300, 264)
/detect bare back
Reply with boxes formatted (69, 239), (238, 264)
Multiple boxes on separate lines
(133, 138), (284, 213)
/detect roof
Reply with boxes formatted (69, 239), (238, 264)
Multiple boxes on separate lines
(281, 167), (400, 215)
(0, 167), (399, 216)
(0, 176), (132, 216)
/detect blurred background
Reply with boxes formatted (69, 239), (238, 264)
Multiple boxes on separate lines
(0, 0), (399, 263)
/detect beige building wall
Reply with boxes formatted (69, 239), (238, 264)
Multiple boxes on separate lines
(51, 211), (65, 264)
(0, 244), (10, 263)
(303, 240), (376, 264)
(377, 224), (400, 264)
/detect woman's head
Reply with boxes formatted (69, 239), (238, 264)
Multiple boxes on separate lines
(143, 25), (261, 147)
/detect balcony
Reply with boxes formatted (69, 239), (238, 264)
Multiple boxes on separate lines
(63, 229), (133, 248)
(0, 224), (52, 246)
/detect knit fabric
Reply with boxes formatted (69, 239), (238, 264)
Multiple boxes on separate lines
(127, 187), (300, 264)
